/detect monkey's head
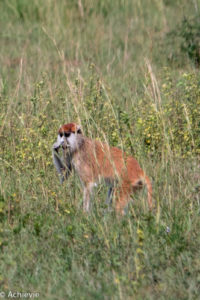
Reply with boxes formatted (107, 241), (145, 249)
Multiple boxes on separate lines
(56, 123), (83, 152)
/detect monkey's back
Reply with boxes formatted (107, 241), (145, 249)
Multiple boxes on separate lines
(74, 138), (143, 185)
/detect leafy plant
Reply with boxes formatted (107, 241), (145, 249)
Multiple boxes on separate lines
(171, 16), (200, 67)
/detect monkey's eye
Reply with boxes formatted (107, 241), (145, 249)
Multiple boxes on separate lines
(64, 132), (71, 138)
(59, 133), (63, 137)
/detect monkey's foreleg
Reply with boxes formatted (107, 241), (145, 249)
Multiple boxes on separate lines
(52, 146), (65, 184)
(63, 151), (72, 181)
(83, 183), (94, 212)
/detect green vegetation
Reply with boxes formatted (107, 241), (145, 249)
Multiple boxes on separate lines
(0, 1), (200, 299)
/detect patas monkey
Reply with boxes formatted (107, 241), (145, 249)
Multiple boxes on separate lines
(52, 123), (152, 215)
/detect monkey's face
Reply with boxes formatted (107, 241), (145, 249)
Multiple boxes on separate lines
(57, 123), (82, 152)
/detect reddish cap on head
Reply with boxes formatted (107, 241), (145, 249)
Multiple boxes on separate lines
(58, 123), (80, 134)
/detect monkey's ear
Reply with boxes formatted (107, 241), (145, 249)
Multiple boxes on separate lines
(77, 125), (82, 134)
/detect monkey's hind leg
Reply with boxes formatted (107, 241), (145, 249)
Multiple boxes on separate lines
(115, 183), (132, 215)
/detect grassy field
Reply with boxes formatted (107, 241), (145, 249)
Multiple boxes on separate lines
(0, 1), (200, 299)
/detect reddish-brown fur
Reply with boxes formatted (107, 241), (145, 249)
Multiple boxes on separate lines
(58, 123), (152, 214)
(58, 123), (77, 134)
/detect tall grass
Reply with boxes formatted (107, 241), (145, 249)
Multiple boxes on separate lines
(0, 1), (200, 299)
